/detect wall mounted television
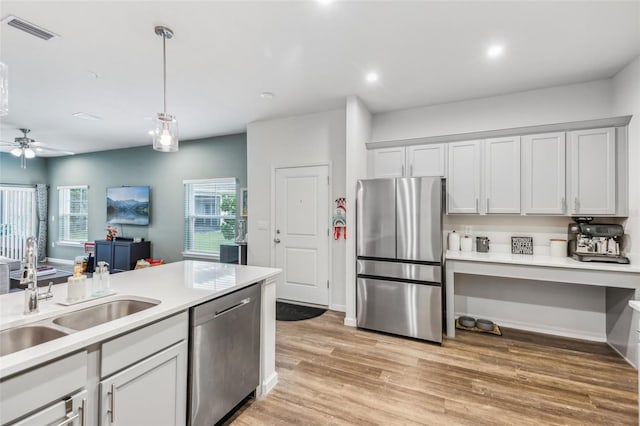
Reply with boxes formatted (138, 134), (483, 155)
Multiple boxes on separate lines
(106, 186), (150, 225)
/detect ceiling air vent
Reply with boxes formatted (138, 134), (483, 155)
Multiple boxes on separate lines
(2, 15), (58, 40)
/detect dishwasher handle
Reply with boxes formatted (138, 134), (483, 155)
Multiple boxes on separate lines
(214, 297), (251, 318)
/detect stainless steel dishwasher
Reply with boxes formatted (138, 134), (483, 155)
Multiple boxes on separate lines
(188, 283), (261, 426)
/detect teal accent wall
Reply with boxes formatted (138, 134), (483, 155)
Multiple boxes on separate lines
(0, 153), (48, 184)
(43, 133), (246, 263)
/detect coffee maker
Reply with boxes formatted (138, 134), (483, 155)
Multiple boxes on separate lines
(567, 218), (630, 264)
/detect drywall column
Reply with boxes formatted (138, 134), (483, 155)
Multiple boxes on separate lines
(344, 96), (372, 327)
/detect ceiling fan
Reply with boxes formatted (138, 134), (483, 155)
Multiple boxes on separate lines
(0, 128), (74, 169)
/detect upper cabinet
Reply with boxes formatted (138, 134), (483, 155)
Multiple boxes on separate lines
(369, 147), (405, 178)
(447, 140), (481, 214)
(407, 144), (446, 177)
(367, 117), (629, 217)
(522, 132), (566, 215)
(567, 127), (616, 215)
(369, 144), (446, 178)
(484, 136), (521, 214)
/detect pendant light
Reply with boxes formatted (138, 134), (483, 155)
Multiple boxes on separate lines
(152, 26), (178, 152)
(0, 61), (8, 116)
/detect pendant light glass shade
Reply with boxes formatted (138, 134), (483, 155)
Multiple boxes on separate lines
(0, 62), (8, 117)
(24, 148), (35, 158)
(153, 112), (179, 152)
(152, 26), (178, 152)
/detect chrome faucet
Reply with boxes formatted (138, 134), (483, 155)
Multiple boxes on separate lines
(21, 237), (39, 314)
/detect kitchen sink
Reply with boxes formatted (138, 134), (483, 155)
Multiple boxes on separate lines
(52, 299), (159, 331)
(0, 325), (69, 357)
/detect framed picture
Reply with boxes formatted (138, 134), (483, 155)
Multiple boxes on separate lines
(240, 188), (248, 216)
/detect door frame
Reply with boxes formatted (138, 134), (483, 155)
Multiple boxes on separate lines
(270, 162), (332, 308)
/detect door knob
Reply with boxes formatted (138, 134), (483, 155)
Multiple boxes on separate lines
(273, 237), (280, 244)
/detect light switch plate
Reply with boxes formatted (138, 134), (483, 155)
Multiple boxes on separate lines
(257, 220), (268, 231)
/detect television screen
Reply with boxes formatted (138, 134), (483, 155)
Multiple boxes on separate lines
(106, 186), (150, 225)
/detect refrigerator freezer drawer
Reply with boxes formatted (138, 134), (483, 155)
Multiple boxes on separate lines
(356, 277), (442, 343)
(356, 259), (441, 283)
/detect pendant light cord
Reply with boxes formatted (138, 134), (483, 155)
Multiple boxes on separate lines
(162, 33), (167, 114)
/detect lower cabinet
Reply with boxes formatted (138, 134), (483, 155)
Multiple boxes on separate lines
(12, 390), (87, 426)
(99, 342), (187, 426)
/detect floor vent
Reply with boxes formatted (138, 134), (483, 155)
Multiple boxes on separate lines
(2, 15), (58, 40)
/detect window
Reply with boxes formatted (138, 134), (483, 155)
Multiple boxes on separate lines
(58, 186), (88, 244)
(184, 178), (237, 257)
(0, 185), (37, 260)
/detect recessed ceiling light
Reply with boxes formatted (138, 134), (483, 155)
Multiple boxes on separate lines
(317, 0), (335, 5)
(260, 92), (275, 100)
(487, 44), (504, 58)
(72, 112), (102, 121)
(86, 70), (101, 79)
(365, 72), (379, 83)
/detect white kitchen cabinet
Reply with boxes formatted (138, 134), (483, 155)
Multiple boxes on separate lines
(567, 127), (616, 215)
(99, 341), (187, 426)
(522, 132), (566, 214)
(447, 140), (481, 214)
(369, 147), (405, 178)
(369, 144), (446, 178)
(484, 136), (521, 214)
(406, 143), (446, 177)
(12, 390), (87, 426)
(0, 351), (88, 425)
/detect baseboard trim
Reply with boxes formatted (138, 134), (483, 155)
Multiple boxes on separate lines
(454, 312), (606, 342)
(608, 342), (636, 369)
(260, 372), (278, 397)
(344, 316), (357, 327)
(45, 257), (74, 265)
(277, 298), (328, 309)
(330, 304), (346, 313)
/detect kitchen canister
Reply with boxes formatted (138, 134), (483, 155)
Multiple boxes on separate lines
(461, 235), (473, 252)
(549, 239), (567, 258)
(448, 231), (460, 251)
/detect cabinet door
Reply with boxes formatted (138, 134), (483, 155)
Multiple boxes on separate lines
(407, 143), (446, 177)
(13, 390), (87, 426)
(567, 128), (616, 215)
(522, 132), (566, 214)
(95, 241), (112, 265)
(100, 341), (187, 426)
(447, 141), (481, 214)
(369, 147), (406, 178)
(112, 242), (131, 272)
(484, 136), (521, 214)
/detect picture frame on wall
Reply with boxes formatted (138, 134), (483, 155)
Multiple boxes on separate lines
(240, 188), (248, 216)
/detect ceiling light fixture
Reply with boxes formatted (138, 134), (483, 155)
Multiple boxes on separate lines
(152, 25), (179, 152)
(317, 0), (335, 5)
(365, 71), (379, 83)
(260, 92), (275, 100)
(487, 44), (504, 58)
(72, 112), (102, 121)
(0, 62), (7, 116)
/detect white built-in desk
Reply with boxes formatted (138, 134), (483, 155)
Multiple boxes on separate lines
(445, 251), (640, 365)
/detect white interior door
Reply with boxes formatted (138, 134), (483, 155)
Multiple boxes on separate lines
(274, 165), (329, 306)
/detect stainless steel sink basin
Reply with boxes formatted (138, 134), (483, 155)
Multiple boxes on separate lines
(0, 325), (68, 357)
(52, 299), (158, 331)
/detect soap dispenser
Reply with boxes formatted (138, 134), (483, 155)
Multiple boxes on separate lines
(93, 261), (111, 296)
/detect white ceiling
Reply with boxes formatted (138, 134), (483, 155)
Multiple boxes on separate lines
(0, 0), (639, 155)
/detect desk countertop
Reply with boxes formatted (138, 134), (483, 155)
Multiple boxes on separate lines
(446, 250), (640, 274)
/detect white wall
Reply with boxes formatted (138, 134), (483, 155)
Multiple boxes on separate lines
(372, 79), (613, 143)
(246, 109), (346, 311)
(344, 96), (371, 326)
(613, 55), (640, 262)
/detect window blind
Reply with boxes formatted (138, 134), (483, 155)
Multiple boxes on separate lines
(0, 186), (37, 260)
(184, 178), (237, 256)
(58, 186), (88, 244)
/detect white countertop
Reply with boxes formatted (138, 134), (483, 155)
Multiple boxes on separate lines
(0, 261), (280, 378)
(446, 250), (640, 274)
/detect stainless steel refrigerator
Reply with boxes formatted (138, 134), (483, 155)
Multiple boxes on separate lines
(356, 177), (443, 343)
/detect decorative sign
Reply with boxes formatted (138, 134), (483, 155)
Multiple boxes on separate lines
(511, 236), (533, 255)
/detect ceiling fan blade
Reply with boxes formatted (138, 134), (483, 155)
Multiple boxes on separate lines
(0, 140), (17, 146)
(34, 145), (75, 155)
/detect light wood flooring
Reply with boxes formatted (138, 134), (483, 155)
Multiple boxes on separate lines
(227, 310), (638, 425)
